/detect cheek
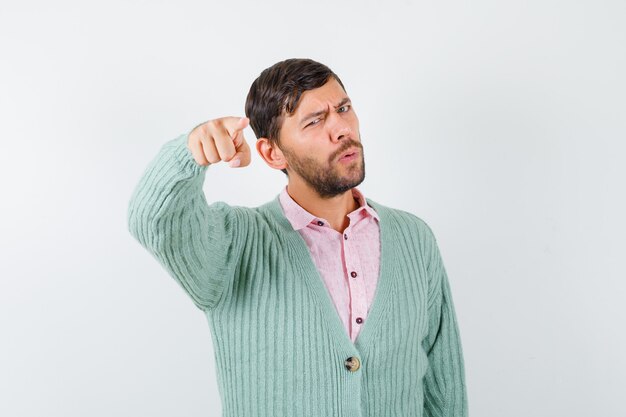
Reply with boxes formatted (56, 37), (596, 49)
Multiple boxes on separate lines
(348, 114), (359, 129)
(290, 142), (325, 163)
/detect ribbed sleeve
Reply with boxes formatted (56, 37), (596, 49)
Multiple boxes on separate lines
(127, 133), (246, 311)
(421, 224), (469, 417)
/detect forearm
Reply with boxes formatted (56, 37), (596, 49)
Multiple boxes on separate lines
(423, 270), (468, 416)
(127, 133), (208, 249)
(127, 132), (243, 311)
(421, 224), (468, 416)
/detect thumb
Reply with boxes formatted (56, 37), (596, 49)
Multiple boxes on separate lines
(229, 117), (250, 168)
(230, 116), (249, 147)
(228, 148), (247, 167)
(229, 135), (250, 168)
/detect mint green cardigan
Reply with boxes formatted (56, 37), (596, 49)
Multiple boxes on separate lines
(127, 133), (468, 417)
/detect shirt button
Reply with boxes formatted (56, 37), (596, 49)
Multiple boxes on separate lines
(344, 233), (348, 240)
(344, 356), (361, 372)
(317, 220), (324, 226)
(356, 317), (363, 324)
(350, 271), (357, 278)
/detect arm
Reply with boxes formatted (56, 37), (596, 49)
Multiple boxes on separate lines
(126, 132), (245, 311)
(421, 224), (469, 417)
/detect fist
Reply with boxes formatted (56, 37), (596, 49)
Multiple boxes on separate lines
(187, 116), (251, 168)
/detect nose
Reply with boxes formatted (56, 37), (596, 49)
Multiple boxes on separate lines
(329, 112), (352, 143)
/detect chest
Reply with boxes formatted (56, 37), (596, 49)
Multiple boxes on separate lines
(215, 228), (430, 353)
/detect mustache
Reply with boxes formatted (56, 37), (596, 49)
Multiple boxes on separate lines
(332, 140), (363, 161)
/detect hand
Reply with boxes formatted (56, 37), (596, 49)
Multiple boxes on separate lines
(187, 116), (251, 168)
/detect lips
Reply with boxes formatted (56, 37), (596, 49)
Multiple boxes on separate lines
(339, 148), (359, 160)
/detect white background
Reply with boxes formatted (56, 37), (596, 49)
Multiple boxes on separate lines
(1, 1), (625, 416)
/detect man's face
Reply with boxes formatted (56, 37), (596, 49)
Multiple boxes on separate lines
(278, 77), (365, 198)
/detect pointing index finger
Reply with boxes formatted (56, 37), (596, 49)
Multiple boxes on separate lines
(230, 116), (249, 144)
(234, 116), (249, 132)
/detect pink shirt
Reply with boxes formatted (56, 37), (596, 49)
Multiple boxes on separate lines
(278, 185), (381, 343)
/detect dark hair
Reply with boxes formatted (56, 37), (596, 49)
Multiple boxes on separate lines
(245, 58), (346, 176)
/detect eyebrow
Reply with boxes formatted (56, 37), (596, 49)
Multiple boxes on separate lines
(299, 97), (351, 124)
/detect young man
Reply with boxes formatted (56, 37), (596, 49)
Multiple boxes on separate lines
(127, 58), (468, 417)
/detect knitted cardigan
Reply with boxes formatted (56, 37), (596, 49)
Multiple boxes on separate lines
(127, 133), (469, 417)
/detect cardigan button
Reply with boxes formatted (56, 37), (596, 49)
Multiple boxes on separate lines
(317, 220), (324, 226)
(350, 271), (357, 278)
(344, 356), (361, 372)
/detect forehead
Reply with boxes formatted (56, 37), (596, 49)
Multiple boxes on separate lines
(293, 78), (346, 113)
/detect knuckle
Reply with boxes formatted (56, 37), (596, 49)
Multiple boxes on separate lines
(196, 123), (208, 136)
(206, 119), (220, 130)
(194, 156), (207, 166)
(221, 151), (235, 162)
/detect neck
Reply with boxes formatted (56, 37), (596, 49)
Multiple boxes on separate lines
(286, 179), (359, 234)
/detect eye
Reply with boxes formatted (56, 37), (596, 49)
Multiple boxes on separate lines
(338, 104), (351, 113)
(306, 118), (321, 128)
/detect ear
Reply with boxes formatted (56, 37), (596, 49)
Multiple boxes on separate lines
(256, 137), (288, 172)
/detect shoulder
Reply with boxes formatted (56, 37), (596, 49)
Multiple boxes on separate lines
(366, 198), (438, 244)
(220, 203), (280, 236)
(211, 203), (263, 229)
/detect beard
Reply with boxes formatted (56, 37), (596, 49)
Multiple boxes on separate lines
(282, 138), (366, 199)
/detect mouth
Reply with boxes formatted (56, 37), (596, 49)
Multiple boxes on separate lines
(338, 148), (359, 162)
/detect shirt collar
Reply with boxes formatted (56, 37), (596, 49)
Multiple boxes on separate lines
(278, 185), (380, 231)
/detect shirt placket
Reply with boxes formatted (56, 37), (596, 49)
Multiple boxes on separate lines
(342, 224), (369, 343)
